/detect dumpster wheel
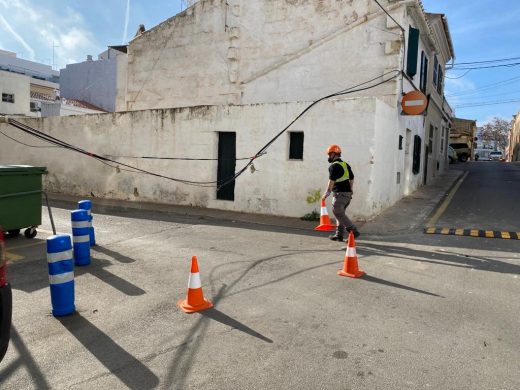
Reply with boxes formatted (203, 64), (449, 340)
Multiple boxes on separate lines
(24, 227), (37, 239)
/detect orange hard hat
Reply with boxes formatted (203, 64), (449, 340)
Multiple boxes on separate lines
(326, 144), (341, 154)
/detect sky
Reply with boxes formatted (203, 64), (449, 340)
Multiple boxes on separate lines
(0, 0), (518, 125)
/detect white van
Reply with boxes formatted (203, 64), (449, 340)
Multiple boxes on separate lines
(489, 151), (503, 161)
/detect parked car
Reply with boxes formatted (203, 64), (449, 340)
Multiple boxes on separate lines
(449, 143), (471, 162)
(448, 146), (458, 163)
(0, 226), (12, 362)
(489, 151), (503, 161)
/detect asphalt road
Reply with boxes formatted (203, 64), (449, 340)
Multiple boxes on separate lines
(436, 161), (520, 232)
(0, 166), (519, 390)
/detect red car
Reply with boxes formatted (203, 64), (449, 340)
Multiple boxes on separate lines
(0, 226), (12, 362)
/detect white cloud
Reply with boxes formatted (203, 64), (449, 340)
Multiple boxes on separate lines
(0, 14), (35, 60)
(123, 0), (130, 44)
(0, 0), (102, 69)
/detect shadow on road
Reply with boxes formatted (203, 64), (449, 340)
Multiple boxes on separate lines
(58, 313), (159, 390)
(0, 326), (51, 389)
(91, 245), (136, 264)
(360, 274), (444, 298)
(358, 242), (520, 276)
(200, 307), (273, 343)
(8, 256), (145, 296)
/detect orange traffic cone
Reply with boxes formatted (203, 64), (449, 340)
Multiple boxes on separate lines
(338, 231), (365, 278)
(178, 256), (214, 313)
(314, 199), (336, 231)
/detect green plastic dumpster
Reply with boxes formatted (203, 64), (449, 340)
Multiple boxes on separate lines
(0, 165), (47, 238)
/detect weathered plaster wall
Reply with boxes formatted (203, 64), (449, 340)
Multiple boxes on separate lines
(0, 98), (409, 220)
(123, 0), (405, 110)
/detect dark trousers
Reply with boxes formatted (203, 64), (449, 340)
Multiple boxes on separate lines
(332, 191), (356, 236)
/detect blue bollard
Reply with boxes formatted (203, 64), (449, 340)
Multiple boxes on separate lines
(71, 209), (91, 266)
(78, 200), (96, 246)
(46, 235), (75, 317)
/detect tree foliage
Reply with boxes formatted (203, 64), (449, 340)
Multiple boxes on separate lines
(480, 117), (511, 151)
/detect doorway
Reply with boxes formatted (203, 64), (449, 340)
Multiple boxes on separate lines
(217, 132), (236, 201)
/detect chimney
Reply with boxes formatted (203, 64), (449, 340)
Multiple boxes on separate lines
(86, 55), (93, 61)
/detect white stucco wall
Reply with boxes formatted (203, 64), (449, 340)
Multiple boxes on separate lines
(0, 71), (30, 115)
(0, 97), (408, 220)
(123, 0), (405, 110)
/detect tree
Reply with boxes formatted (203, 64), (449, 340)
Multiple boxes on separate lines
(480, 117), (511, 151)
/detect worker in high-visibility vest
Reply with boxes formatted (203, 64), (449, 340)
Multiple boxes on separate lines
(322, 144), (360, 241)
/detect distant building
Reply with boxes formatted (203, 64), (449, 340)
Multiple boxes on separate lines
(450, 118), (477, 160)
(59, 46), (128, 112)
(510, 113), (520, 162)
(0, 49), (60, 116)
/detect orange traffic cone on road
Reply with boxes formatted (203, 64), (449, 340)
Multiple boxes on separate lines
(178, 256), (213, 313)
(338, 231), (365, 278)
(314, 199), (336, 231)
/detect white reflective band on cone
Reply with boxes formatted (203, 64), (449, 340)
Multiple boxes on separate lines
(188, 272), (202, 289)
(49, 272), (74, 285)
(73, 235), (90, 243)
(72, 221), (90, 228)
(321, 207), (328, 215)
(47, 250), (73, 263)
(346, 247), (356, 257)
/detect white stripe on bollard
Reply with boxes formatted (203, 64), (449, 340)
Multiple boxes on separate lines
(73, 235), (90, 243)
(346, 247), (356, 258)
(188, 272), (202, 289)
(49, 272), (74, 285)
(72, 221), (91, 228)
(47, 250), (73, 263)
(321, 207), (328, 214)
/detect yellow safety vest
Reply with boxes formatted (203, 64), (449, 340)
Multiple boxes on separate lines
(332, 161), (350, 182)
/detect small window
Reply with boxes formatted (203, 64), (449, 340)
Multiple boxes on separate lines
(399, 135), (403, 150)
(412, 135), (422, 174)
(289, 132), (304, 160)
(2, 93), (15, 103)
(420, 51), (429, 93)
(433, 56), (439, 87)
(437, 67), (444, 94)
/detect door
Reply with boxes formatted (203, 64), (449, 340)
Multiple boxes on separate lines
(217, 132), (236, 201)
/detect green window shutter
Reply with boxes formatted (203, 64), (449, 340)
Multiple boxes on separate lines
(407, 27), (420, 77)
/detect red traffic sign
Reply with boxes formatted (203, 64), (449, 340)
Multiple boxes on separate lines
(401, 90), (428, 115)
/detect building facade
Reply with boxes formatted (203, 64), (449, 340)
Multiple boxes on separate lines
(510, 113), (520, 162)
(0, 0), (456, 219)
(60, 46), (128, 113)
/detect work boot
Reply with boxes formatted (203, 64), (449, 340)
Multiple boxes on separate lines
(329, 234), (344, 242)
(347, 229), (360, 239)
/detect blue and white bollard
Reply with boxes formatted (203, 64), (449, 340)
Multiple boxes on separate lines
(78, 200), (96, 246)
(46, 235), (75, 317)
(71, 209), (91, 266)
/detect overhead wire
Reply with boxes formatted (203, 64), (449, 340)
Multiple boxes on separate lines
(5, 70), (401, 190)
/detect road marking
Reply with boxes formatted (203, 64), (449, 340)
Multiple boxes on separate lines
(424, 228), (519, 240)
(426, 171), (469, 228)
(7, 241), (45, 250)
(6, 252), (25, 262)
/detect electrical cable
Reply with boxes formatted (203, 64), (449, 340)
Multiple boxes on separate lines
(453, 98), (520, 109)
(452, 55), (520, 66)
(446, 75), (520, 97)
(0, 130), (62, 148)
(449, 62), (520, 70)
(5, 70), (401, 190)
(445, 69), (472, 79)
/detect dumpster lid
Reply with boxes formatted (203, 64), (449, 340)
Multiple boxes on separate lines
(0, 165), (47, 174)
